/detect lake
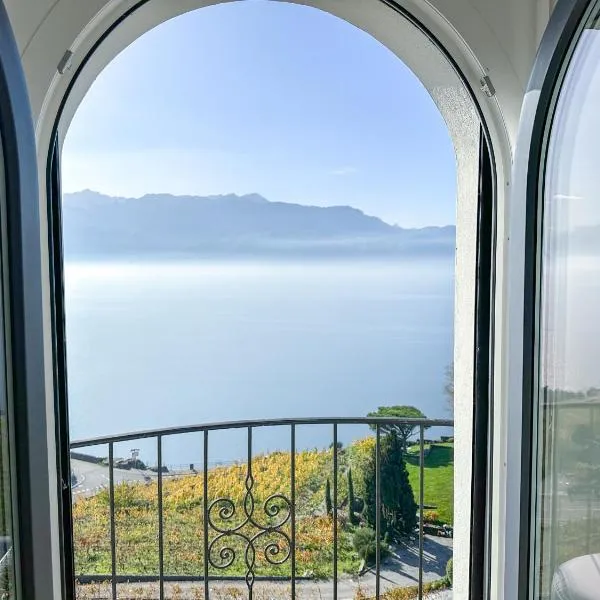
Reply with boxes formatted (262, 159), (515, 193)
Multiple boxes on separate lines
(65, 259), (454, 466)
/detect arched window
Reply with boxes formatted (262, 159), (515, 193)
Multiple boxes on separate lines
(54, 3), (488, 599)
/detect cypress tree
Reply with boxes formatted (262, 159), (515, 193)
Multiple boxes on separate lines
(347, 468), (358, 525)
(380, 431), (417, 538)
(362, 431), (417, 539)
(325, 478), (333, 516)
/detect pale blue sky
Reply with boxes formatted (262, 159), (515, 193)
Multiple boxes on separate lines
(62, 0), (456, 227)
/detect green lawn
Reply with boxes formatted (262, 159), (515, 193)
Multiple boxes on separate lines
(405, 443), (454, 524)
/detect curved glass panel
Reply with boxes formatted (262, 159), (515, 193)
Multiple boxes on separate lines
(534, 7), (600, 599)
(0, 104), (15, 600)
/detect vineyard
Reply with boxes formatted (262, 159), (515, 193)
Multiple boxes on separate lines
(73, 439), (453, 579)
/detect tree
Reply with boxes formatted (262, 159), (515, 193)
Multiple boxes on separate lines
(347, 468), (358, 525)
(325, 478), (333, 516)
(444, 363), (454, 418)
(367, 405), (428, 450)
(362, 431), (418, 540)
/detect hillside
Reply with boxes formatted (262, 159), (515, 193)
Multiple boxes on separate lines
(62, 190), (456, 259)
(72, 438), (453, 579)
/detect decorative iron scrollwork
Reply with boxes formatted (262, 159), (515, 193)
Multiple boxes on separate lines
(206, 429), (292, 592)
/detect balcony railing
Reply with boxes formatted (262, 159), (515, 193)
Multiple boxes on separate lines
(71, 417), (454, 600)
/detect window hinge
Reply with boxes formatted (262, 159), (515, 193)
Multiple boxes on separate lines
(480, 75), (496, 98)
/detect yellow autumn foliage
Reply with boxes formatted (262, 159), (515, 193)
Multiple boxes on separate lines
(72, 448), (358, 578)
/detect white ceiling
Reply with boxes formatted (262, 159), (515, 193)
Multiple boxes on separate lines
(5, 0), (56, 55)
(4, 0), (555, 155)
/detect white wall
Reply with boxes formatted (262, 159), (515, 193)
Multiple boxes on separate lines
(2, 0), (559, 598)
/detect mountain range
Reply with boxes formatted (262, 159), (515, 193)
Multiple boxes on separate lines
(61, 190), (456, 259)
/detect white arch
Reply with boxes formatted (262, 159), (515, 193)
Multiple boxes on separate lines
(25, 0), (513, 176)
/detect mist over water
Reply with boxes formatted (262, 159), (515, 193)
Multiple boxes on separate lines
(65, 259), (454, 465)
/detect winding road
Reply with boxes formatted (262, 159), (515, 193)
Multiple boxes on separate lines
(71, 459), (154, 499)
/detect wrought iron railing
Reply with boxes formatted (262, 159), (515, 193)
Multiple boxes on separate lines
(71, 417), (453, 600)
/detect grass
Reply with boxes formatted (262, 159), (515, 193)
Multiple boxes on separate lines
(405, 444), (454, 524)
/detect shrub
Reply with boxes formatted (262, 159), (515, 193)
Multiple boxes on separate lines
(423, 510), (439, 524)
(352, 527), (388, 565)
(353, 528), (376, 563)
(361, 579), (449, 600)
(446, 557), (453, 586)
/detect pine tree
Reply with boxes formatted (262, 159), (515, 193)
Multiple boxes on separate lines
(362, 431), (417, 539)
(367, 406), (428, 451)
(347, 468), (358, 525)
(325, 478), (333, 516)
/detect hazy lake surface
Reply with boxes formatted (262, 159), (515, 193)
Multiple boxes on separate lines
(65, 260), (454, 465)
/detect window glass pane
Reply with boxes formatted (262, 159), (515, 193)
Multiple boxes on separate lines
(534, 9), (600, 599)
(0, 417), (13, 596)
(0, 137), (15, 598)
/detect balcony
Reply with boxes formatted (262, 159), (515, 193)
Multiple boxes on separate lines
(70, 417), (453, 600)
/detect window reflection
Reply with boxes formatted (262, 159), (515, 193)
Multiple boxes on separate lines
(0, 416), (13, 596)
(535, 12), (600, 600)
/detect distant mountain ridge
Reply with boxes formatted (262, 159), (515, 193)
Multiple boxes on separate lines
(62, 190), (456, 259)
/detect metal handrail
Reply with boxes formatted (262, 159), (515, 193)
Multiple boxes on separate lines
(71, 417), (454, 600)
(71, 416), (453, 448)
